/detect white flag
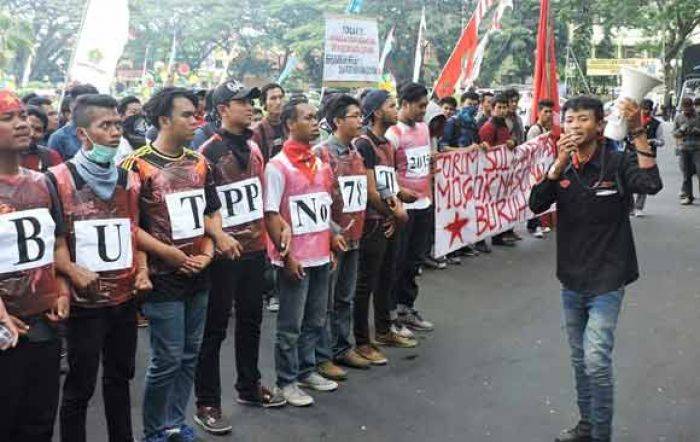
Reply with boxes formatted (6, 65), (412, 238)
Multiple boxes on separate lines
(412, 6), (427, 83)
(68, 0), (130, 93)
(378, 26), (395, 75)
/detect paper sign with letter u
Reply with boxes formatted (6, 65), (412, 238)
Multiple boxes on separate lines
(165, 189), (206, 240)
(338, 175), (367, 213)
(0, 208), (56, 273)
(289, 192), (332, 235)
(74, 218), (133, 272)
(217, 177), (263, 228)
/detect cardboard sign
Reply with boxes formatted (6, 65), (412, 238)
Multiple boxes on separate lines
(433, 134), (556, 257)
(74, 218), (133, 272)
(0, 208), (55, 273)
(217, 177), (264, 228)
(165, 189), (206, 240)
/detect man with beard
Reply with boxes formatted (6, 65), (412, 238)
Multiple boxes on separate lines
(22, 105), (63, 171)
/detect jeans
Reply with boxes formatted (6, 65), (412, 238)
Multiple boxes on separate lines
(0, 338), (61, 442)
(317, 249), (359, 361)
(562, 288), (624, 441)
(355, 219), (398, 342)
(394, 206), (433, 309)
(142, 291), (208, 438)
(195, 253), (265, 407)
(275, 264), (330, 387)
(60, 301), (138, 442)
(679, 149), (700, 199)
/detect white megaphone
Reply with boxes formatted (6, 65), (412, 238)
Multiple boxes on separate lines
(604, 66), (663, 141)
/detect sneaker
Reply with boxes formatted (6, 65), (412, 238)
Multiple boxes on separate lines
(193, 406), (232, 435)
(356, 344), (388, 365)
(280, 383), (314, 407)
(542, 226), (552, 234)
(474, 240), (492, 253)
(460, 245), (480, 257)
(317, 360), (347, 381)
(267, 296), (280, 312)
(335, 349), (371, 369)
(137, 312), (149, 327)
(634, 209), (645, 217)
(178, 424), (203, 442)
(681, 197), (693, 205)
(237, 384), (286, 408)
(375, 330), (418, 348)
(404, 309), (434, 332)
(446, 254), (461, 265)
(554, 421), (592, 442)
(298, 372), (339, 391)
(144, 431), (168, 442)
(533, 226), (545, 238)
(391, 322), (415, 339)
(509, 230), (523, 241)
(422, 256), (447, 270)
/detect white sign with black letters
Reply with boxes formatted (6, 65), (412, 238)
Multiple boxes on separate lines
(217, 177), (263, 228)
(0, 208), (55, 273)
(289, 192), (332, 235)
(374, 165), (399, 197)
(405, 145), (431, 178)
(165, 189), (206, 240)
(74, 218), (132, 272)
(338, 175), (367, 213)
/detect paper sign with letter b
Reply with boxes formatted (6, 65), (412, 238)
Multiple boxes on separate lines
(289, 192), (332, 235)
(338, 175), (367, 213)
(0, 208), (56, 274)
(74, 218), (133, 272)
(165, 189), (206, 240)
(217, 177), (263, 228)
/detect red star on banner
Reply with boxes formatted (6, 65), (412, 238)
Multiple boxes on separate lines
(443, 212), (469, 247)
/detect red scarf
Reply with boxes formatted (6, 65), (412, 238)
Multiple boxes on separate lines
(641, 114), (652, 127)
(283, 139), (317, 182)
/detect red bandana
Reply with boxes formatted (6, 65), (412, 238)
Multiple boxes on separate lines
(283, 139), (317, 182)
(0, 90), (23, 114)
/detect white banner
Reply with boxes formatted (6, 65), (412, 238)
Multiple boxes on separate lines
(433, 134), (556, 258)
(323, 15), (380, 85)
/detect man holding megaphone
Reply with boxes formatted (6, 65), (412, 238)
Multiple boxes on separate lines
(529, 96), (662, 442)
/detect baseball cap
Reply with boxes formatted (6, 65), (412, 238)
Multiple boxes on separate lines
(361, 89), (390, 124)
(212, 79), (261, 106)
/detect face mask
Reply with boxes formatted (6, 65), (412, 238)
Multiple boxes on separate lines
(85, 136), (118, 164)
(123, 114), (147, 137)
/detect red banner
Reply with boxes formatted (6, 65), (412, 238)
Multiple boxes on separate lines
(530, 0), (560, 127)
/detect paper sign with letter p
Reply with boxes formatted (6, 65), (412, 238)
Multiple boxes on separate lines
(165, 189), (206, 240)
(289, 192), (332, 235)
(74, 218), (133, 272)
(217, 177), (263, 228)
(0, 208), (56, 274)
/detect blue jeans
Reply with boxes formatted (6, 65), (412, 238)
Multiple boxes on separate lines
(275, 264), (330, 387)
(562, 288), (624, 441)
(142, 292), (208, 438)
(317, 249), (359, 362)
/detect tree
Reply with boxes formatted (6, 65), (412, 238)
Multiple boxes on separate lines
(0, 8), (33, 77)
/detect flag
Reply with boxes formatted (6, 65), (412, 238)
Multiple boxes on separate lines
(530, 0), (560, 128)
(68, 0), (129, 92)
(413, 6), (427, 82)
(463, 0), (512, 87)
(277, 53), (298, 84)
(378, 26), (395, 75)
(346, 0), (363, 14)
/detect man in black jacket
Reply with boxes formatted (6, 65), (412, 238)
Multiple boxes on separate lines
(529, 96), (662, 442)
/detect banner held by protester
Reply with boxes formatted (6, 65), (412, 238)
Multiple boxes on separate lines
(433, 134), (556, 257)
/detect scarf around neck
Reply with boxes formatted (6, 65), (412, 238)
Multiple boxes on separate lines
(69, 149), (118, 201)
(283, 139), (317, 182)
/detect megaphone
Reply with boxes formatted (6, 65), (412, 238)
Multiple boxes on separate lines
(604, 66), (663, 141)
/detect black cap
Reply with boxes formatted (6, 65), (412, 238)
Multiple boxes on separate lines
(212, 79), (261, 106)
(361, 89), (391, 124)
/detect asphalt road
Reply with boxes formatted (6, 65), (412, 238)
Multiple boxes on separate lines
(77, 132), (700, 442)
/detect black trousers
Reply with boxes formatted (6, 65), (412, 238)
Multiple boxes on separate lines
(394, 207), (433, 309)
(60, 300), (138, 442)
(195, 252), (265, 407)
(0, 337), (61, 442)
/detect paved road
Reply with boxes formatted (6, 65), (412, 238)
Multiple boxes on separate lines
(77, 139), (699, 442)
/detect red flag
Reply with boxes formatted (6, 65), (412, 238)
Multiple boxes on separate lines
(531, 0), (560, 133)
(434, 16), (479, 99)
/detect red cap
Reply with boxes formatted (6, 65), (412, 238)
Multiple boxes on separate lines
(0, 90), (23, 114)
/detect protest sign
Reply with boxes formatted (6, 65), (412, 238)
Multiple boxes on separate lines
(323, 14), (380, 87)
(433, 134), (556, 258)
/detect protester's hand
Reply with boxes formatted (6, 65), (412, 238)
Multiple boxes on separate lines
(70, 265), (99, 293)
(331, 234), (348, 253)
(330, 252), (338, 271)
(134, 268), (153, 293)
(556, 133), (578, 163)
(284, 255), (305, 281)
(398, 189), (418, 204)
(618, 98), (642, 133)
(479, 142), (490, 152)
(215, 233), (242, 260)
(393, 203), (409, 226)
(46, 296), (70, 322)
(179, 254), (212, 275)
(162, 245), (189, 268)
(9, 315), (29, 336)
(0, 308), (19, 350)
(383, 219), (396, 238)
(279, 221), (292, 258)
(506, 139), (516, 150)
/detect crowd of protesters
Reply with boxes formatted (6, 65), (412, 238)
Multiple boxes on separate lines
(0, 73), (666, 442)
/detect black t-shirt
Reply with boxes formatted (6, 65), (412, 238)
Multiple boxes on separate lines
(354, 129), (388, 169)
